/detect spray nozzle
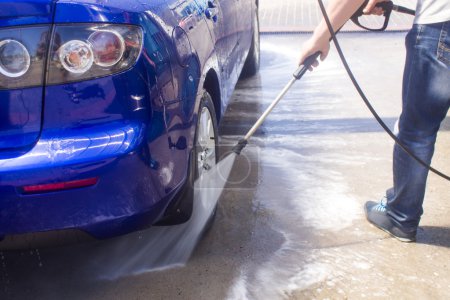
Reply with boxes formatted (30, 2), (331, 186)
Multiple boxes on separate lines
(232, 139), (248, 155)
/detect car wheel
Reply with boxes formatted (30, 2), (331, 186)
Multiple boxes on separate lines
(195, 90), (219, 180)
(195, 90), (220, 228)
(156, 90), (219, 226)
(240, 9), (260, 79)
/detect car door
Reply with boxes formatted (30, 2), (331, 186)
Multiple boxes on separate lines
(236, 0), (253, 52)
(158, 0), (217, 190)
(196, 0), (239, 81)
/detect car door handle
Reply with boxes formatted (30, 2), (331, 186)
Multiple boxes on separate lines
(205, 7), (218, 22)
(208, 0), (218, 8)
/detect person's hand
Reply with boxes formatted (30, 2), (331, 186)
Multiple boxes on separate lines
(298, 35), (330, 71)
(363, 0), (389, 15)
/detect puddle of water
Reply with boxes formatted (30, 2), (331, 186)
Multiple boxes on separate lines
(227, 233), (331, 300)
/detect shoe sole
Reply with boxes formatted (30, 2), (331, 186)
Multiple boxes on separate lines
(369, 222), (416, 243)
(364, 203), (416, 243)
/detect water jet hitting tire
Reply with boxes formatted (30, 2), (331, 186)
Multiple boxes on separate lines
(157, 90), (219, 225)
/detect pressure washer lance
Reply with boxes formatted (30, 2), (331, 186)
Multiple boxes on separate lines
(232, 53), (319, 155)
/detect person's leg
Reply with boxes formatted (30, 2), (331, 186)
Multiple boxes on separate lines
(388, 22), (450, 229)
(366, 22), (450, 241)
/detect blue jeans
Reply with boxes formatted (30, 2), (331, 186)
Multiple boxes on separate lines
(386, 21), (450, 230)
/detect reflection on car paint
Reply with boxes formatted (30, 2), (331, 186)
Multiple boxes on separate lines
(0, 0), (257, 241)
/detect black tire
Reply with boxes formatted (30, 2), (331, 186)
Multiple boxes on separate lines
(194, 90), (220, 179)
(193, 90), (220, 228)
(156, 90), (219, 225)
(240, 8), (260, 79)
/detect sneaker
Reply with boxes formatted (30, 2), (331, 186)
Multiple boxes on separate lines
(364, 199), (417, 242)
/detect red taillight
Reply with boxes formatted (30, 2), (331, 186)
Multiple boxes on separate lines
(88, 30), (125, 67)
(0, 26), (49, 89)
(47, 24), (143, 85)
(22, 178), (98, 194)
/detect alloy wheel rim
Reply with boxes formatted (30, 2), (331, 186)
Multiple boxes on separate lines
(197, 106), (216, 178)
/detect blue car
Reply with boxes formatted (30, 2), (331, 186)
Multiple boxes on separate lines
(0, 0), (259, 242)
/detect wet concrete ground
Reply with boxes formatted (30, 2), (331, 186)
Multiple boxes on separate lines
(1, 33), (449, 299)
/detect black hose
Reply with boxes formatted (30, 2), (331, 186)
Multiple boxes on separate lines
(393, 5), (415, 16)
(316, 0), (450, 181)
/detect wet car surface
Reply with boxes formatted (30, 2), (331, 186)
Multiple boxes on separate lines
(1, 33), (449, 300)
(0, 0), (259, 240)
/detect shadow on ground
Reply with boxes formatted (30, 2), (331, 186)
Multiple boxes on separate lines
(417, 226), (450, 248)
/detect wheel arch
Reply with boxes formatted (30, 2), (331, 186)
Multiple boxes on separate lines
(203, 69), (222, 123)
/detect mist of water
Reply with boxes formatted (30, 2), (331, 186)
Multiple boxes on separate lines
(84, 152), (238, 280)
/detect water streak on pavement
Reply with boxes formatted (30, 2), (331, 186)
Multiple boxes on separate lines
(226, 36), (368, 299)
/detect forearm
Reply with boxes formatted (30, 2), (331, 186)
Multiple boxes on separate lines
(312, 0), (366, 41)
(299, 0), (367, 67)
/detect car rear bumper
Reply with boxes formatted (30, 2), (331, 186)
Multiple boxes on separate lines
(0, 121), (173, 239)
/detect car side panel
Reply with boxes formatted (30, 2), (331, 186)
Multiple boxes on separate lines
(0, 0), (54, 26)
(0, 88), (44, 157)
(237, 0), (254, 54)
